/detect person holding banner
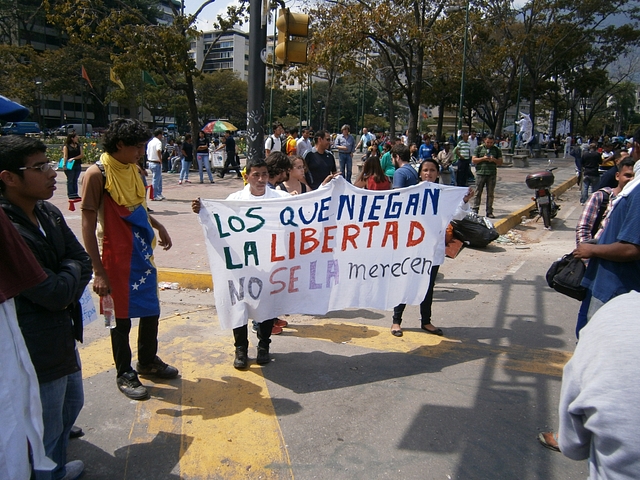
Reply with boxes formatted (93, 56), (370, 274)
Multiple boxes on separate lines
(193, 158), (290, 368)
(391, 157), (474, 337)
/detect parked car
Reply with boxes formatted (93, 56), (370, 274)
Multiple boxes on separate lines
(55, 123), (93, 136)
(1, 121), (41, 135)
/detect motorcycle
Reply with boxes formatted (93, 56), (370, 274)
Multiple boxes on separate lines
(526, 168), (560, 229)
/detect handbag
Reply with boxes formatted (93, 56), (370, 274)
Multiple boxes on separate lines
(58, 157), (75, 169)
(546, 253), (586, 301)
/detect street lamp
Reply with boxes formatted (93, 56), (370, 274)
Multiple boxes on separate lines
(35, 80), (43, 127)
(457, 0), (470, 137)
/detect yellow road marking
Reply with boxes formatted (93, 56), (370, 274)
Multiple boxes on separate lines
(78, 312), (569, 478)
(80, 312), (293, 479)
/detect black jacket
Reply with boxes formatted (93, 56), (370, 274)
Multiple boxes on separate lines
(0, 198), (92, 383)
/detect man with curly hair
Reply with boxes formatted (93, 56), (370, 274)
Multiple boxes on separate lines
(81, 118), (178, 400)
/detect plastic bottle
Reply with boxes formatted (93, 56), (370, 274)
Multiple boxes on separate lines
(103, 294), (115, 329)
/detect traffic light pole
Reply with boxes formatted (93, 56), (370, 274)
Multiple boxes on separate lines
(247, 0), (267, 161)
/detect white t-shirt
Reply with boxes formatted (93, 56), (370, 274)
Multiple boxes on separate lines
(146, 137), (163, 162)
(297, 137), (312, 157)
(468, 136), (478, 152)
(226, 184), (290, 201)
(265, 135), (281, 154)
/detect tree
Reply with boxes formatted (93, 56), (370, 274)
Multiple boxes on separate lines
(46, 0), (248, 141)
(324, 0), (447, 143)
(194, 70), (247, 127)
(518, 0), (640, 132)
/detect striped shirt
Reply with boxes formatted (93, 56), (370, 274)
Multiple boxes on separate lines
(455, 140), (471, 160)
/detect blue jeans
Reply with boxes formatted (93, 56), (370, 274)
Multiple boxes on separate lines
(180, 159), (191, 181)
(148, 161), (162, 197)
(339, 153), (353, 183)
(34, 368), (84, 480)
(64, 167), (81, 198)
(197, 153), (213, 182)
(580, 175), (600, 204)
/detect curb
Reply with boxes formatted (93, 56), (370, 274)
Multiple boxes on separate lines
(158, 268), (213, 290)
(493, 175), (578, 235)
(158, 175), (580, 289)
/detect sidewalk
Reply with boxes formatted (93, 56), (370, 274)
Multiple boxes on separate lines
(48, 155), (580, 287)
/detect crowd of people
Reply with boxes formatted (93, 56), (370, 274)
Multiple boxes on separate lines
(2, 113), (640, 479)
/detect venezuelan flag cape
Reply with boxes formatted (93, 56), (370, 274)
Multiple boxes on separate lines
(101, 194), (160, 319)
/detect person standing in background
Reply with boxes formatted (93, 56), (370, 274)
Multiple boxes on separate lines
(179, 133), (193, 185)
(62, 132), (83, 200)
(335, 125), (355, 183)
(147, 128), (164, 200)
(454, 131), (472, 187)
(196, 131), (214, 184)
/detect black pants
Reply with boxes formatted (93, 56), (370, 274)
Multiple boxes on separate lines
(233, 319), (274, 350)
(220, 154), (241, 177)
(456, 159), (471, 187)
(392, 265), (439, 326)
(111, 315), (159, 377)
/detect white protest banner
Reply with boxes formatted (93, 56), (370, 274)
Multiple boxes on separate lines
(199, 177), (467, 330)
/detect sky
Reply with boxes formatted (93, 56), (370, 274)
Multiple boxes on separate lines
(183, 0), (310, 31)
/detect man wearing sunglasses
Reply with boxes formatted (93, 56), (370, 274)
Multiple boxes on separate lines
(0, 135), (92, 480)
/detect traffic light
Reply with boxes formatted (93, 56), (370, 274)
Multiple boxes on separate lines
(275, 8), (310, 66)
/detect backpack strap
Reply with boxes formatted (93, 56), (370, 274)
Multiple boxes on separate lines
(591, 190), (611, 238)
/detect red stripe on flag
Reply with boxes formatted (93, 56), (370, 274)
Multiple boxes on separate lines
(81, 65), (94, 89)
(102, 195), (133, 318)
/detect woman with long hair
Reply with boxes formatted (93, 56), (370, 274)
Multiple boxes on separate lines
(277, 156), (309, 194)
(196, 131), (214, 184)
(63, 132), (84, 199)
(390, 158), (474, 337)
(354, 153), (391, 190)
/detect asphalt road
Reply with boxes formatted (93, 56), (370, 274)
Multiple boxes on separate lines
(42, 160), (590, 479)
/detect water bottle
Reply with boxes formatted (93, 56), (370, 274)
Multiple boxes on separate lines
(103, 294), (115, 329)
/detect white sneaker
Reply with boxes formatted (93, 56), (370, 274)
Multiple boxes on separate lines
(62, 459), (84, 480)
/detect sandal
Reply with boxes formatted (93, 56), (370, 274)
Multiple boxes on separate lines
(538, 432), (560, 452)
(391, 329), (403, 337)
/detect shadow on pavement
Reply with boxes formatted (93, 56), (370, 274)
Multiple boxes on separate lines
(68, 432), (191, 480)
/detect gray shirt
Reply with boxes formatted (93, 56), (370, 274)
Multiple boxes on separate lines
(558, 291), (640, 479)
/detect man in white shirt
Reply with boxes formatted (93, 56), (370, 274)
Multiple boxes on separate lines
(468, 131), (479, 152)
(146, 128), (164, 200)
(296, 128), (312, 158)
(191, 157), (289, 369)
(355, 127), (374, 153)
(265, 123), (284, 155)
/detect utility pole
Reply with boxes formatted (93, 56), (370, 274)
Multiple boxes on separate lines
(246, 0), (268, 161)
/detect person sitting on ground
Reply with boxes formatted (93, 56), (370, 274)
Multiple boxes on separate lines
(354, 153), (391, 190)
(390, 157), (473, 338)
